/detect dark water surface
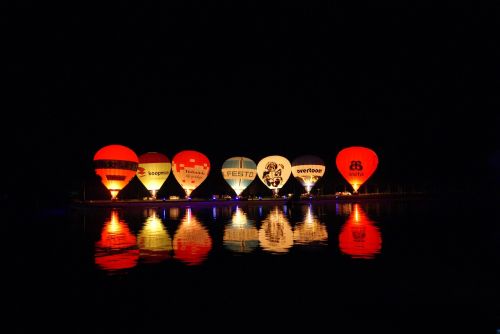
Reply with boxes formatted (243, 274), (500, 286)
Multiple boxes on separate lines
(16, 198), (500, 333)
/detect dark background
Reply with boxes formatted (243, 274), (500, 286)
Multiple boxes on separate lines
(3, 2), (500, 204)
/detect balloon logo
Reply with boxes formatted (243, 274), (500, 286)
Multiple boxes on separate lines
(256, 155), (292, 197)
(137, 152), (171, 199)
(93, 144), (139, 200)
(336, 146), (378, 193)
(172, 150), (210, 198)
(291, 155), (326, 195)
(221, 156), (257, 197)
(339, 204), (382, 259)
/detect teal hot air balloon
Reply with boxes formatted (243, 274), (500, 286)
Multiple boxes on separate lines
(221, 157), (257, 197)
(291, 155), (326, 195)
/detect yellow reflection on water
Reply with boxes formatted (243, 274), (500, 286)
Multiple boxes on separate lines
(95, 210), (139, 272)
(339, 203), (382, 259)
(259, 206), (293, 253)
(137, 210), (173, 264)
(293, 205), (328, 245)
(223, 206), (259, 253)
(173, 208), (212, 265)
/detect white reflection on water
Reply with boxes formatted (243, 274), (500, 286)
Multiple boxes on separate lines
(293, 205), (328, 246)
(259, 206), (293, 253)
(173, 208), (212, 265)
(223, 206), (259, 253)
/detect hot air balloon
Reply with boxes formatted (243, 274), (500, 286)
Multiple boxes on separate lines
(256, 155), (292, 197)
(336, 146), (378, 194)
(173, 208), (212, 266)
(291, 155), (326, 195)
(136, 152), (171, 199)
(172, 150), (210, 198)
(221, 156), (257, 197)
(339, 204), (382, 259)
(95, 210), (139, 272)
(93, 144), (139, 200)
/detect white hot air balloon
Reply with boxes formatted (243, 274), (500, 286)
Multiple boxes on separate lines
(291, 155), (326, 195)
(256, 155), (292, 197)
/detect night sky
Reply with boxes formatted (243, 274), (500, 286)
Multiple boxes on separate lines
(4, 3), (499, 203)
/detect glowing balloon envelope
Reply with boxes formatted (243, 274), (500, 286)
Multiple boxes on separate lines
(336, 146), (378, 193)
(172, 150), (210, 198)
(256, 155), (292, 197)
(291, 155), (326, 194)
(221, 156), (257, 196)
(93, 144), (139, 200)
(137, 152), (171, 199)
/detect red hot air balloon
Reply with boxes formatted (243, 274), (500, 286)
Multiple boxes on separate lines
(336, 146), (378, 193)
(94, 144), (139, 200)
(172, 150), (210, 198)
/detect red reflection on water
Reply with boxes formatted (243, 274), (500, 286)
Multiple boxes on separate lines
(95, 210), (139, 271)
(173, 208), (212, 265)
(339, 204), (382, 259)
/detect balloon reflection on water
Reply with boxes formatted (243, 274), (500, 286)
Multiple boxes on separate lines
(339, 204), (382, 259)
(173, 208), (212, 265)
(293, 205), (328, 245)
(223, 207), (259, 253)
(137, 209), (173, 264)
(259, 206), (293, 253)
(95, 210), (139, 272)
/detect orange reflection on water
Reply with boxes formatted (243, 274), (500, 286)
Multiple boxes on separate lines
(137, 210), (173, 264)
(223, 206), (259, 253)
(173, 208), (212, 265)
(259, 206), (293, 253)
(95, 210), (139, 272)
(293, 205), (328, 245)
(339, 204), (382, 259)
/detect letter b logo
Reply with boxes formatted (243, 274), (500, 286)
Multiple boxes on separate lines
(349, 161), (363, 171)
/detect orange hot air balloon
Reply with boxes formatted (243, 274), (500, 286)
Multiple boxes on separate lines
(336, 146), (378, 193)
(94, 144), (139, 200)
(339, 204), (382, 259)
(95, 210), (139, 272)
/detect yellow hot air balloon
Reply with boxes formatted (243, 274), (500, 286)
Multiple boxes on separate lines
(136, 152), (172, 199)
(256, 155), (292, 197)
